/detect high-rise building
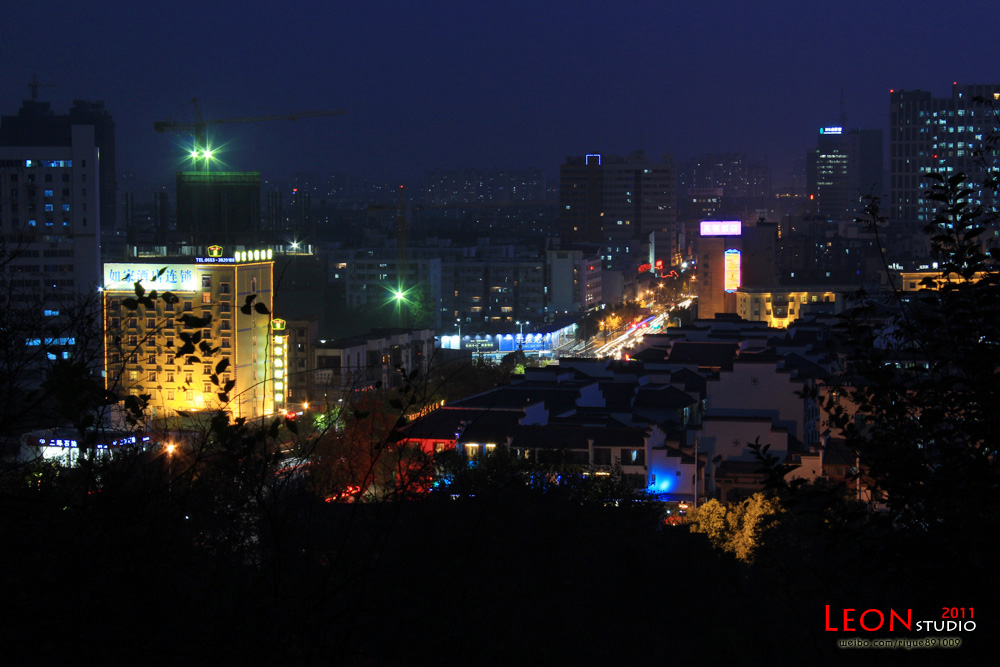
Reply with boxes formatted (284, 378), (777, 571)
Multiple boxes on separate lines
(559, 151), (676, 265)
(806, 125), (883, 219)
(559, 154), (605, 245)
(0, 99), (116, 232)
(0, 99), (112, 391)
(103, 249), (276, 421)
(1, 102), (106, 295)
(889, 84), (1000, 256)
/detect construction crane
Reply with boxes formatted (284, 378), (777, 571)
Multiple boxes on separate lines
(153, 98), (345, 169)
(28, 74), (56, 100)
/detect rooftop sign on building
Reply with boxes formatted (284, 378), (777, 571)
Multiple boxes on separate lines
(699, 220), (742, 236)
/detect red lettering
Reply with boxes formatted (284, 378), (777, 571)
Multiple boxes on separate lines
(860, 609), (884, 631)
(842, 609), (856, 631)
(825, 605), (838, 631)
(890, 608), (912, 631)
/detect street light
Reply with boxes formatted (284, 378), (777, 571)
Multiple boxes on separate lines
(164, 442), (176, 493)
(515, 320), (529, 348)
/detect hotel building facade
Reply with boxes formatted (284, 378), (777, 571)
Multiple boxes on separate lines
(103, 248), (278, 421)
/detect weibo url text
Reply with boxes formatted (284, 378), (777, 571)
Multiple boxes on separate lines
(838, 637), (962, 649)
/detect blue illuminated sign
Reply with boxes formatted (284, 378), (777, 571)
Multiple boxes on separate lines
(104, 264), (198, 292)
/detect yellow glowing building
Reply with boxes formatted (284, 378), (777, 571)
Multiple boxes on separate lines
(735, 287), (840, 328)
(103, 248), (276, 420)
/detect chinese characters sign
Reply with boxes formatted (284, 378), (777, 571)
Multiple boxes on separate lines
(104, 264), (199, 292)
(699, 220), (742, 236)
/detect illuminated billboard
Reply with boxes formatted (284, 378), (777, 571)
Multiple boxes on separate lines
(103, 263), (200, 292)
(724, 249), (741, 293)
(699, 220), (742, 236)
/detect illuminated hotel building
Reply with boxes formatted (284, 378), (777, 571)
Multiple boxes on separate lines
(103, 248), (277, 421)
(734, 287), (840, 328)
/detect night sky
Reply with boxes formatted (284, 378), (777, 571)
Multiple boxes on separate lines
(4, 0), (999, 187)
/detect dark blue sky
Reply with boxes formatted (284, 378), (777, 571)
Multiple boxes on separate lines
(4, 0), (998, 187)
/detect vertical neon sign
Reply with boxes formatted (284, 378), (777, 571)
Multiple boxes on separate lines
(724, 249), (741, 293)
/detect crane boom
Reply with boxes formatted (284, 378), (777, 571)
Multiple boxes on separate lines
(153, 100), (345, 169)
(153, 109), (347, 135)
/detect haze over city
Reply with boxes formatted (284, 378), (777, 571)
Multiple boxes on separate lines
(5, 0), (999, 185)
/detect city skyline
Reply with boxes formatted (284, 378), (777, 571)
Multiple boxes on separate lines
(5, 0), (999, 187)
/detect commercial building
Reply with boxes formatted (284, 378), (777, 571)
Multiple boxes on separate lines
(103, 249), (276, 421)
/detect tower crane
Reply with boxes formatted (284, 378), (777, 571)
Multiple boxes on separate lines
(153, 98), (345, 169)
(27, 75), (56, 100)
